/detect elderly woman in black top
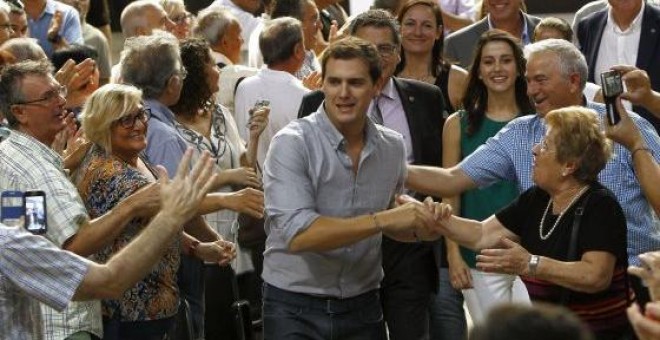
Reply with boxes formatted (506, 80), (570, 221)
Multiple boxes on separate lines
(425, 106), (631, 338)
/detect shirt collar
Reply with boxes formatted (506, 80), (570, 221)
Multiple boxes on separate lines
(43, 0), (57, 16)
(607, 1), (645, 34)
(379, 78), (396, 100)
(145, 99), (177, 126)
(315, 103), (380, 152)
(6, 129), (63, 168)
(487, 11), (531, 45)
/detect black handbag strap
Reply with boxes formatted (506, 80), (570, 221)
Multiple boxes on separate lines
(559, 189), (594, 305)
(559, 188), (632, 306)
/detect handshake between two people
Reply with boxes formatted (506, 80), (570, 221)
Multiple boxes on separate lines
(378, 194), (454, 243)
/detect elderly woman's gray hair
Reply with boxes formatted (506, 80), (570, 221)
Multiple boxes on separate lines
(120, 32), (180, 99)
(193, 7), (237, 47)
(80, 83), (144, 153)
(524, 39), (588, 92)
(260, 17), (303, 66)
(545, 106), (612, 183)
(0, 37), (47, 62)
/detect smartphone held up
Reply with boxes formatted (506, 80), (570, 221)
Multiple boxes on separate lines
(600, 70), (623, 125)
(1, 190), (47, 234)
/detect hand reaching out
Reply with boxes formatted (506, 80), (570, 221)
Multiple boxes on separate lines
(476, 237), (530, 276)
(157, 149), (217, 225)
(221, 188), (264, 219)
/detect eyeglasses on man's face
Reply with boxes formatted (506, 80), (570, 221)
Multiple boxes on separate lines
(116, 107), (151, 129)
(13, 85), (67, 106)
(376, 43), (398, 57)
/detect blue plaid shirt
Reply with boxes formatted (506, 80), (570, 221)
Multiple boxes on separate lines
(460, 102), (660, 266)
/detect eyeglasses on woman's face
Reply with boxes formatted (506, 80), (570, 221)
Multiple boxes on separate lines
(116, 107), (151, 129)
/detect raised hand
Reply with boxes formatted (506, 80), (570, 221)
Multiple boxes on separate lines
(603, 97), (645, 151)
(302, 71), (322, 91)
(611, 65), (654, 108)
(248, 105), (269, 140)
(157, 149), (217, 224)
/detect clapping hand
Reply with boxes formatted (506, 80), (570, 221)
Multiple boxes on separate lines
(157, 149), (217, 225)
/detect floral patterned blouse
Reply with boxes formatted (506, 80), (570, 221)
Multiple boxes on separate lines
(73, 144), (180, 322)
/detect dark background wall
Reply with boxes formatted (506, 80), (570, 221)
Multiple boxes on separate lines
(526, 0), (592, 14)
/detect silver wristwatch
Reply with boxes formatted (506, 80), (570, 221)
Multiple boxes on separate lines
(528, 254), (540, 276)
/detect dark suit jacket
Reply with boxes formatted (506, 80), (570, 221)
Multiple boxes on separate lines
(298, 77), (447, 295)
(577, 4), (660, 132)
(444, 12), (541, 68)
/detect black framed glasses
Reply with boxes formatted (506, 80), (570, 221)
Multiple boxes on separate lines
(14, 85), (67, 106)
(116, 107), (151, 129)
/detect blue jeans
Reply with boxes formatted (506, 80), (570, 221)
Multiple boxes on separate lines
(262, 283), (386, 340)
(429, 268), (467, 340)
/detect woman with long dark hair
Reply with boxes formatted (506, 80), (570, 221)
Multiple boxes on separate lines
(169, 37), (267, 340)
(431, 29), (535, 339)
(395, 0), (467, 111)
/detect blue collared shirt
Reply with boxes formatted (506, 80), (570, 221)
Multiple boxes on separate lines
(487, 10), (531, 45)
(459, 102), (660, 266)
(262, 105), (407, 298)
(27, 0), (83, 57)
(144, 99), (189, 179)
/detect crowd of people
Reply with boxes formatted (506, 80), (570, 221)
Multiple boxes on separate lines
(2, 0), (660, 340)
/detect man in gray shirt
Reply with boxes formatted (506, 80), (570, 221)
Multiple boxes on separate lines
(262, 37), (438, 339)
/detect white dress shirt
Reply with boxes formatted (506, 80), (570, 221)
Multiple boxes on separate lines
(595, 2), (644, 86)
(234, 68), (310, 166)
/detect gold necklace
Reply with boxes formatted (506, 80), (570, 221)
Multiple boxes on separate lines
(538, 186), (589, 240)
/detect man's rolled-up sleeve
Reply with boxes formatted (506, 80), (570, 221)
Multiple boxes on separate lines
(459, 122), (517, 187)
(263, 130), (320, 247)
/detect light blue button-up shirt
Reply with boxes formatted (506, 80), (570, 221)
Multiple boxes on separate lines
(263, 105), (407, 298)
(27, 0), (83, 57)
(144, 99), (189, 179)
(459, 102), (660, 266)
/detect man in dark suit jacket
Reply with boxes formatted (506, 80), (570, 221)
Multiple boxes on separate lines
(577, 0), (660, 133)
(444, 0), (541, 68)
(298, 10), (447, 340)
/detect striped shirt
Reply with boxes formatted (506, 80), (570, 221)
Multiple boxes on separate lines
(0, 130), (102, 339)
(0, 225), (89, 340)
(459, 102), (660, 266)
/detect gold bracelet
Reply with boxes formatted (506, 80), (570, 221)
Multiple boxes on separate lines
(371, 213), (382, 233)
(631, 147), (652, 159)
